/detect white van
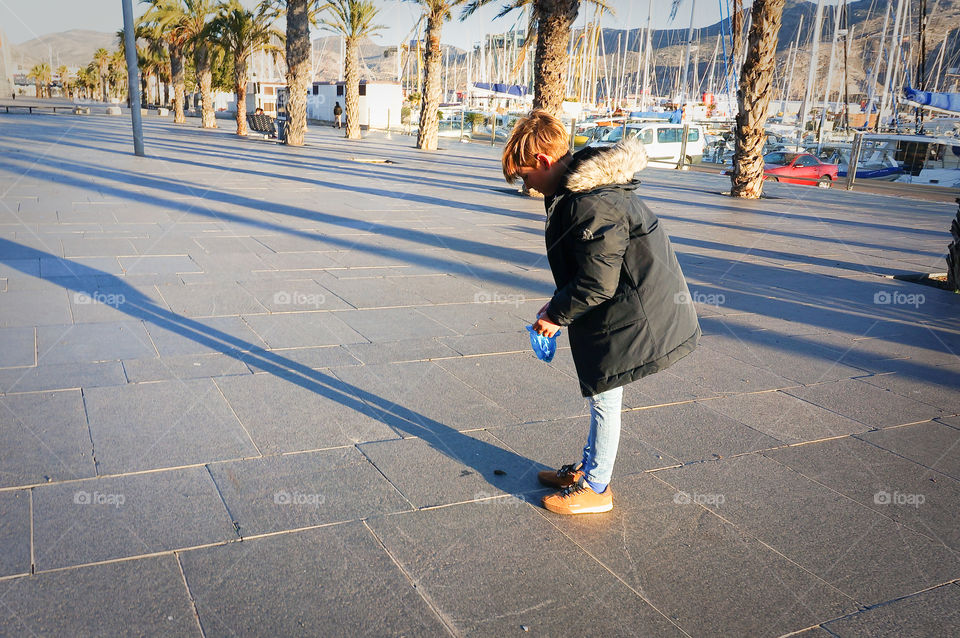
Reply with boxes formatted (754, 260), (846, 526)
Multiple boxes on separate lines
(589, 122), (706, 165)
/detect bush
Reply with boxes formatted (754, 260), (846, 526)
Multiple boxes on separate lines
(400, 105), (411, 124)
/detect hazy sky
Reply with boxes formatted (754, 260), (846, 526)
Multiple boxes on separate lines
(0, 0), (833, 48)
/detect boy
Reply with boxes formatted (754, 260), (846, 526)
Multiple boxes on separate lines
(502, 110), (700, 515)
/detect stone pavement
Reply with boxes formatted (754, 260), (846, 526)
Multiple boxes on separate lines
(0, 111), (958, 637)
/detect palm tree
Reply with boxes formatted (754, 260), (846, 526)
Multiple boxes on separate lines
(27, 63), (51, 98)
(142, 0), (197, 122)
(283, 0), (312, 146)
(93, 48), (111, 101)
(211, 0), (284, 136)
(462, 1), (609, 117)
(403, 1), (465, 150)
(149, 0), (217, 126)
(109, 50), (128, 101)
(56, 65), (69, 98)
(319, 0), (383, 141)
(730, 0), (785, 199)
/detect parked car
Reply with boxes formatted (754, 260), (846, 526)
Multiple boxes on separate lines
(763, 151), (838, 187)
(590, 122), (706, 165)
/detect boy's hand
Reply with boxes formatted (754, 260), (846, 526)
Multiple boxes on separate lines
(532, 315), (560, 338)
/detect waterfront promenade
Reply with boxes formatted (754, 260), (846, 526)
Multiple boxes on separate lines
(0, 111), (958, 637)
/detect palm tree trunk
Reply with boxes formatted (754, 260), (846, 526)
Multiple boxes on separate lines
(417, 14), (443, 150)
(344, 40), (361, 140)
(234, 57), (248, 136)
(171, 48), (186, 124)
(196, 44), (216, 128)
(533, 0), (579, 116)
(285, 0), (311, 146)
(730, 0), (785, 199)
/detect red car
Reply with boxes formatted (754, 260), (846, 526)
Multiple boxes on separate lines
(763, 151), (839, 187)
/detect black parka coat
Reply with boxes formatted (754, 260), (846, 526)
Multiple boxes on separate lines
(543, 137), (701, 397)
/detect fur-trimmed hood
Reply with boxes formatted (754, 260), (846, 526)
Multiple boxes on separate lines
(563, 136), (648, 193)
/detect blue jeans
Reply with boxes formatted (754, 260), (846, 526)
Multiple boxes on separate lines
(581, 386), (623, 487)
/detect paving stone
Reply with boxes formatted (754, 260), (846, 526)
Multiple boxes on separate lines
(312, 272), (432, 307)
(622, 400), (781, 463)
(241, 344), (362, 371)
(32, 466), (236, 570)
(0, 389), (96, 488)
(0, 490), (30, 577)
(553, 472), (858, 636)
(858, 365), (960, 414)
(435, 352), (589, 423)
(331, 360), (517, 433)
(784, 379), (946, 428)
(39, 256), (124, 277)
(668, 345), (800, 394)
(207, 447), (410, 536)
(366, 499), (689, 637)
(436, 331), (529, 356)
(0, 361), (127, 393)
(214, 371), (399, 454)
(155, 282), (268, 317)
(358, 430), (544, 508)
(703, 390), (868, 443)
(121, 353), (251, 383)
(702, 334), (870, 384)
(764, 436), (960, 550)
(36, 321), (156, 365)
(83, 379), (259, 474)
(60, 237), (137, 258)
(0, 556), (200, 637)
(0, 289), (72, 327)
(336, 306), (458, 341)
(655, 454), (960, 605)
(822, 583), (960, 637)
(621, 369), (720, 408)
(178, 522), (448, 638)
(144, 315), (268, 357)
(241, 311), (366, 348)
(238, 278), (352, 312)
(343, 336), (459, 364)
(0, 326), (35, 367)
(858, 421), (960, 481)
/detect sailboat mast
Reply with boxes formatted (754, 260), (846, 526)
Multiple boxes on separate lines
(798, 0), (826, 132)
(782, 15), (803, 115)
(879, 0), (907, 131)
(680, 0), (696, 106)
(865, 0), (891, 123)
(817, 3), (843, 152)
(640, 0), (653, 110)
(916, 0), (928, 132)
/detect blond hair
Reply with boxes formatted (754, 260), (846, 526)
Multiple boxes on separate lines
(501, 110), (570, 183)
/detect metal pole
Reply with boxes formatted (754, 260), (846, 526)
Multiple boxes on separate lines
(569, 118), (577, 153)
(121, 0), (144, 156)
(846, 132), (863, 190)
(677, 123), (690, 170)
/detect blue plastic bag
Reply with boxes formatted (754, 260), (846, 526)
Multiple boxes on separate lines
(527, 325), (561, 362)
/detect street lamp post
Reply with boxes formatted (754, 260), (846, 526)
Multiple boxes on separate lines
(121, 0), (144, 156)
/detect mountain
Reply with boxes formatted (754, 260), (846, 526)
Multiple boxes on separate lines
(11, 29), (117, 69)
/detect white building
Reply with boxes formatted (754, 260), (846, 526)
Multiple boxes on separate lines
(308, 81), (402, 128)
(0, 31), (15, 97)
